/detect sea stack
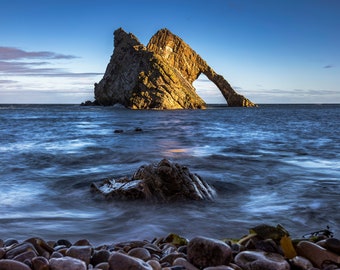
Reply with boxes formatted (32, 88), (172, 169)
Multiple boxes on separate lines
(93, 28), (256, 109)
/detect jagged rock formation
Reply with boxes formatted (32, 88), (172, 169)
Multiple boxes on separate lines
(93, 28), (256, 109)
(91, 159), (216, 202)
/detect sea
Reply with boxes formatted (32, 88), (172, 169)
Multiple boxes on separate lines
(0, 104), (339, 245)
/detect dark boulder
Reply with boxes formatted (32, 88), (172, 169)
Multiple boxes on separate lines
(91, 159), (215, 202)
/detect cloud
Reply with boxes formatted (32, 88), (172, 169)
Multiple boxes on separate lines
(232, 86), (243, 91)
(0, 79), (17, 84)
(195, 78), (210, 83)
(0, 46), (83, 76)
(323, 64), (334, 69)
(242, 87), (340, 104)
(0, 89), (94, 104)
(0, 60), (57, 74)
(0, 58), (102, 77)
(0, 46), (78, 60)
(0, 46), (104, 103)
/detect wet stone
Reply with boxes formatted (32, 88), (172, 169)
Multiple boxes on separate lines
(108, 251), (153, 270)
(187, 236), (232, 268)
(91, 249), (110, 266)
(73, 239), (91, 246)
(147, 259), (162, 270)
(325, 238), (340, 255)
(13, 250), (37, 263)
(296, 240), (340, 269)
(94, 262), (110, 270)
(254, 238), (282, 254)
(32, 256), (49, 270)
(128, 247), (152, 261)
(24, 237), (53, 258)
(163, 266), (185, 270)
(5, 242), (38, 259)
(143, 243), (162, 255)
(234, 250), (290, 270)
(204, 266), (235, 270)
(49, 256), (87, 270)
(56, 239), (72, 248)
(0, 248), (5, 259)
(66, 245), (93, 265)
(289, 256), (314, 270)
(50, 251), (63, 258)
(0, 259), (31, 270)
(54, 245), (68, 251)
(4, 238), (19, 247)
(172, 257), (198, 270)
(160, 252), (186, 264)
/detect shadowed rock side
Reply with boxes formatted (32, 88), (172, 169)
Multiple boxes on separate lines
(94, 28), (256, 109)
(91, 159), (216, 202)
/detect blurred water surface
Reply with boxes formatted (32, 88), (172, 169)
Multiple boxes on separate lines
(0, 104), (339, 244)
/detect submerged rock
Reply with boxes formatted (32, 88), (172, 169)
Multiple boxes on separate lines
(92, 28), (256, 109)
(91, 159), (216, 202)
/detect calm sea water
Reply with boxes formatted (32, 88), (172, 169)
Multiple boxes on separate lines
(0, 104), (339, 244)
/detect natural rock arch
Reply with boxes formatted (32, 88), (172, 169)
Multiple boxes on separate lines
(93, 28), (256, 109)
(193, 74), (227, 104)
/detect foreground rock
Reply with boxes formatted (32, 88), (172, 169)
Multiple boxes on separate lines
(91, 159), (216, 202)
(187, 236), (232, 268)
(235, 251), (290, 270)
(0, 225), (338, 270)
(92, 28), (256, 109)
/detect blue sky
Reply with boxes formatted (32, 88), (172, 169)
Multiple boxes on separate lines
(0, 0), (339, 104)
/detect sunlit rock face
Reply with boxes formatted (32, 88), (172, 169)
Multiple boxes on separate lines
(94, 28), (256, 109)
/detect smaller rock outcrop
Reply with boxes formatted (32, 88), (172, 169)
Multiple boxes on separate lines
(91, 159), (215, 202)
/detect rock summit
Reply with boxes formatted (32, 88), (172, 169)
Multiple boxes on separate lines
(93, 28), (256, 109)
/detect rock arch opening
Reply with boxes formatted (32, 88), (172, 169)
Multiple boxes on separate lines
(193, 74), (227, 105)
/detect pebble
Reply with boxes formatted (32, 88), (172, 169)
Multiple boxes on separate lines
(325, 238), (340, 255)
(289, 256), (314, 270)
(4, 238), (19, 247)
(147, 259), (162, 270)
(94, 262), (110, 269)
(108, 251), (153, 270)
(1, 233), (340, 270)
(65, 245), (93, 265)
(0, 259), (32, 270)
(5, 242), (38, 259)
(31, 256), (49, 270)
(56, 239), (72, 248)
(0, 248), (5, 259)
(296, 240), (340, 268)
(128, 247), (152, 261)
(13, 250), (37, 263)
(91, 249), (110, 266)
(234, 250), (290, 270)
(203, 266), (234, 270)
(49, 256), (87, 270)
(173, 257), (198, 270)
(187, 236), (232, 268)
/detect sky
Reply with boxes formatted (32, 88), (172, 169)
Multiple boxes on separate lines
(0, 0), (339, 104)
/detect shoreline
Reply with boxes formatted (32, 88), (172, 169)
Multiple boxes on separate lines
(1, 225), (339, 270)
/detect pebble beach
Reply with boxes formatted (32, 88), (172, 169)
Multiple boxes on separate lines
(1, 225), (340, 270)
